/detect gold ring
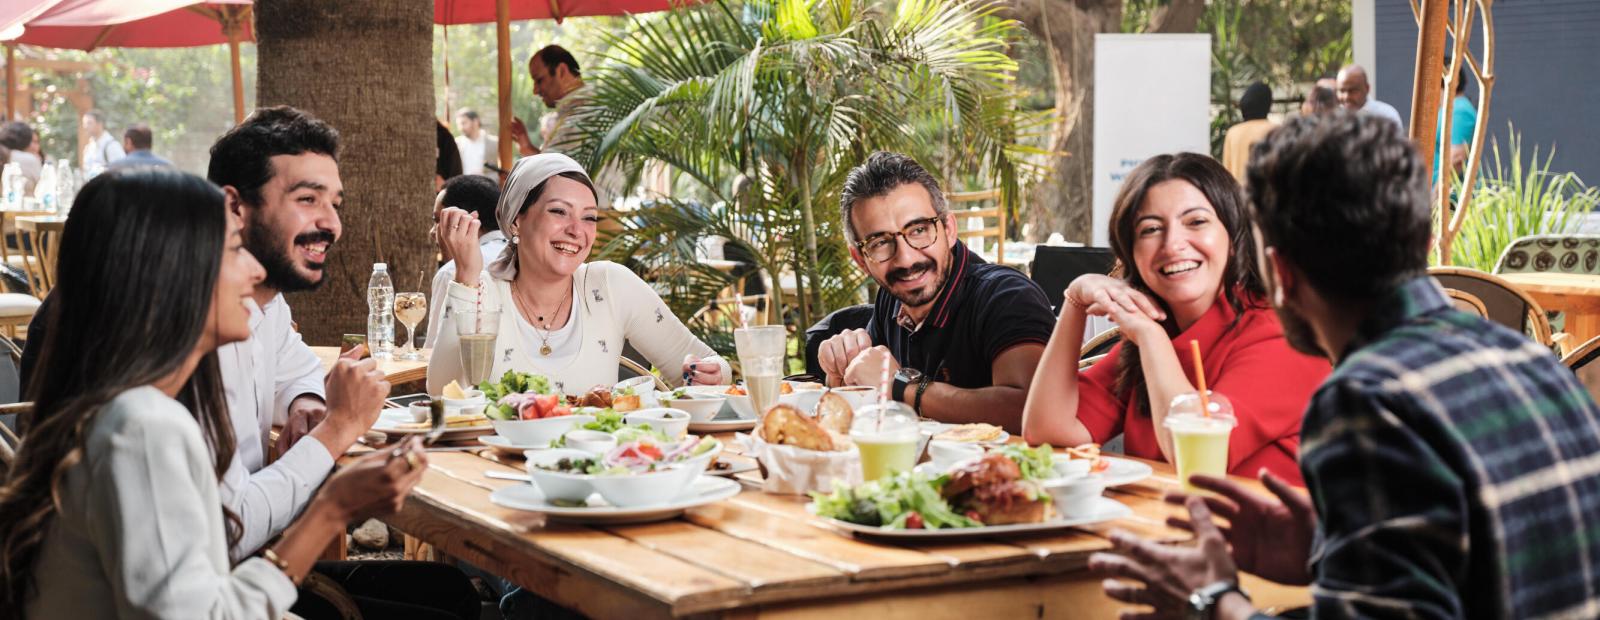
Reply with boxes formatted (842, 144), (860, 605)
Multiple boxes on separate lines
(404, 452), (421, 472)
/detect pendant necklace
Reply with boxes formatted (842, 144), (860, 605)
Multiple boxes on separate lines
(513, 279), (572, 356)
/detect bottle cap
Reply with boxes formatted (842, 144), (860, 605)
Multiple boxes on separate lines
(373, 263), (387, 271)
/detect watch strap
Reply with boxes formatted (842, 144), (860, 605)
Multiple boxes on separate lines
(892, 375), (910, 402)
(912, 376), (933, 414)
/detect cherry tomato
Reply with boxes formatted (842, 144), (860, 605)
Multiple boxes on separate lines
(905, 511), (925, 529)
(548, 405), (573, 418)
(965, 510), (983, 524)
(518, 401), (540, 420)
(532, 394), (560, 418)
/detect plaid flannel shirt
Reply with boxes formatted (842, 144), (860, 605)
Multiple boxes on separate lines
(1299, 276), (1600, 618)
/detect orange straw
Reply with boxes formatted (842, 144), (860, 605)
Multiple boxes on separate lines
(1189, 340), (1211, 417)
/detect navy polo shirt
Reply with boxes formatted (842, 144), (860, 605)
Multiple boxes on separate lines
(866, 242), (1056, 389)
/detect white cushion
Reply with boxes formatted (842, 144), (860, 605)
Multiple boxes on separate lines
(0, 293), (41, 318)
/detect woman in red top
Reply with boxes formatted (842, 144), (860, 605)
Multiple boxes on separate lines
(1021, 153), (1328, 484)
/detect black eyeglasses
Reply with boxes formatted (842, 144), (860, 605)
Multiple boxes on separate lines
(855, 216), (943, 263)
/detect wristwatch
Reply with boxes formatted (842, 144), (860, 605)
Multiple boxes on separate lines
(892, 368), (924, 403)
(1188, 580), (1249, 620)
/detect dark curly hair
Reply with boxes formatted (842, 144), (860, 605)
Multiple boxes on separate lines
(1246, 111), (1430, 301)
(1107, 153), (1265, 415)
(207, 105), (340, 207)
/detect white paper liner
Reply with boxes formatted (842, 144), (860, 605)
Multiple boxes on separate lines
(736, 432), (862, 495)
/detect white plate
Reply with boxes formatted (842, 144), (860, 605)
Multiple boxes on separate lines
(489, 475), (742, 524)
(917, 422), (1011, 446)
(705, 457), (759, 477)
(914, 456), (1152, 488)
(477, 435), (550, 455)
(686, 412), (759, 433)
(809, 496), (1132, 539)
(371, 409), (494, 439)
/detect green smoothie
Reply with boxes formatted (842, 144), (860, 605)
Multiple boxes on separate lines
(1164, 392), (1237, 492)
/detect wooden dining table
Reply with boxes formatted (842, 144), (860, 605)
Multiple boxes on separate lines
(1501, 272), (1600, 346)
(311, 346), (430, 385)
(365, 436), (1311, 618)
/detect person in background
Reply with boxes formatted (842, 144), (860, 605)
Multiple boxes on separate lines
(1021, 153), (1328, 484)
(1300, 85), (1338, 116)
(107, 123), (174, 170)
(80, 109), (126, 176)
(454, 108), (499, 177)
(1220, 82), (1277, 182)
(817, 152), (1056, 434)
(1089, 112), (1600, 619)
(436, 120), (463, 191)
(508, 45), (586, 156)
(1436, 65), (1477, 183)
(0, 122), (41, 193)
(426, 174), (506, 346)
(0, 167), (430, 619)
(1336, 64), (1404, 130)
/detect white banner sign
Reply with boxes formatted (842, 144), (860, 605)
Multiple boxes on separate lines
(1091, 34), (1212, 246)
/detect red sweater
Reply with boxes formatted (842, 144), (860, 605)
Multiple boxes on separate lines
(1076, 297), (1330, 485)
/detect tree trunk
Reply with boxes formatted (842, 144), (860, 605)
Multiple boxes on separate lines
(255, 1), (436, 346)
(1009, 0), (1123, 244)
(1147, 0), (1206, 34)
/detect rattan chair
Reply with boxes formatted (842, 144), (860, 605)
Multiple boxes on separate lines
(1444, 288), (1490, 319)
(1562, 335), (1600, 406)
(1430, 267), (1562, 350)
(1080, 327), (1121, 369)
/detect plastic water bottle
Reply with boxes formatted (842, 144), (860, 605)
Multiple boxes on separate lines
(35, 163), (56, 212)
(367, 263), (395, 358)
(55, 160), (77, 212)
(1, 163), (20, 209)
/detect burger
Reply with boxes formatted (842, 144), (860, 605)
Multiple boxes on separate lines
(940, 453), (1052, 525)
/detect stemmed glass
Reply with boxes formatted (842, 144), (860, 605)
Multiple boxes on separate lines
(393, 291), (427, 361)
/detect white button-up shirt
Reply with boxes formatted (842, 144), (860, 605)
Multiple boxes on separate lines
(217, 294), (331, 560)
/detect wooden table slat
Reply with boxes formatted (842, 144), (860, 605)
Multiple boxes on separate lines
(602, 520), (849, 591)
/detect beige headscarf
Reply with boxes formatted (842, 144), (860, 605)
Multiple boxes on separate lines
(487, 153), (593, 280)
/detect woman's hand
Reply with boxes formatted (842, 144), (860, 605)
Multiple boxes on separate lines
(683, 355), (725, 385)
(438, 206), (483, 287)
(1067, 275), (1168, 345)
(314, 437), (428, 523)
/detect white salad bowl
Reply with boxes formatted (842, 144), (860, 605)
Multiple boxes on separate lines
(587, 464), (700, 507)
(673, 437), (723, 474)
(613, 375), (661, 408)
(623, 408), (691, 440)
(491, 415), (594, 446)
(659, 391), (727, 423)
(523, 449), (599, 503)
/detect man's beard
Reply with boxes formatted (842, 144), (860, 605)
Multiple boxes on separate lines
(881, 258), (945, 308)
(1273, 304), (1324, 357)
(245, 224), (333, 293)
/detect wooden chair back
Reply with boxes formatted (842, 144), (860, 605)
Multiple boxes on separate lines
(1429, 267), (1557, 347)
(1444, 288), (1490, 318)
(17, 217), (65, 298)
(1562, 335), (1600, 406)
(1080, 327), (1121, 369)
(949, 189), (1004, 263)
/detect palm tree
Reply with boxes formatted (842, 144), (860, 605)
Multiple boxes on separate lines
(573, 0), (1047, 359)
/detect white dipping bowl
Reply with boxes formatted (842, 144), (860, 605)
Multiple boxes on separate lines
(588, 464), (700, 507)
(1050, 455), (1093, 480)
(659, 392), (727, 423)
(443, 390), (487, 412)
(491, 415), (594, 446)
(524, 449), (598, 503)
(563, 429), (619, 455)
(407, 402), (432, 423)
(1042, 474), (1107, 519)
(829, 386), (880, 411)
(623, 408), (691, 440)
(928, 440), (985, 471)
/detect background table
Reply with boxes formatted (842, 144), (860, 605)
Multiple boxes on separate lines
(1501, 272), (1600, 346)
(311, 346), (429, 385)
(373, 439), (1310, 618)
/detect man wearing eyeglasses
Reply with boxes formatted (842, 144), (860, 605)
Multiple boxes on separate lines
(817, 151), (1056, 433)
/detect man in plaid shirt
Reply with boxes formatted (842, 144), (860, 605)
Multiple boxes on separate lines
(1088, 112), (1600, 618)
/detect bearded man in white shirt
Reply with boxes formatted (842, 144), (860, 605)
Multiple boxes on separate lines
(454, 108), (499, 177)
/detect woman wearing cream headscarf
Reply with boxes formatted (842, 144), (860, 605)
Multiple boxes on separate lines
(427, 153), (729, 395)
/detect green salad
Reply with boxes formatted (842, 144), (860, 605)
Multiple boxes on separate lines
(479, 371), (553, 420)
(810, 472), (981, 529)
(992, 443), (1055, 480)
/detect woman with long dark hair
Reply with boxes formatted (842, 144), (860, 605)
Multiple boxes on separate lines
(1021, 153), (1328, 483)
(0, 168), (427, 618)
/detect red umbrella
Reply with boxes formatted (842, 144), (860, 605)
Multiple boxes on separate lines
(435, 0), (687, 24)
(6, 1), (254, 123)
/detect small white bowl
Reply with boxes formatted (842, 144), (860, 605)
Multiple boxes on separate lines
(1041, 473), (1107, 518)
(524, 449), (598, 503)
(443, 390), (487, 411)
(564, 429), (619, 455)
(1050, 455), (1093, 480)
(407, 402), (432, 423)
(928, 440), (985, 471)
(613, 375), (661, 408)
(623, 408), (691, 440)
(659, 392), (727, 423)
(492, 415), (594, 446)
(587, 464), (699, 507)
